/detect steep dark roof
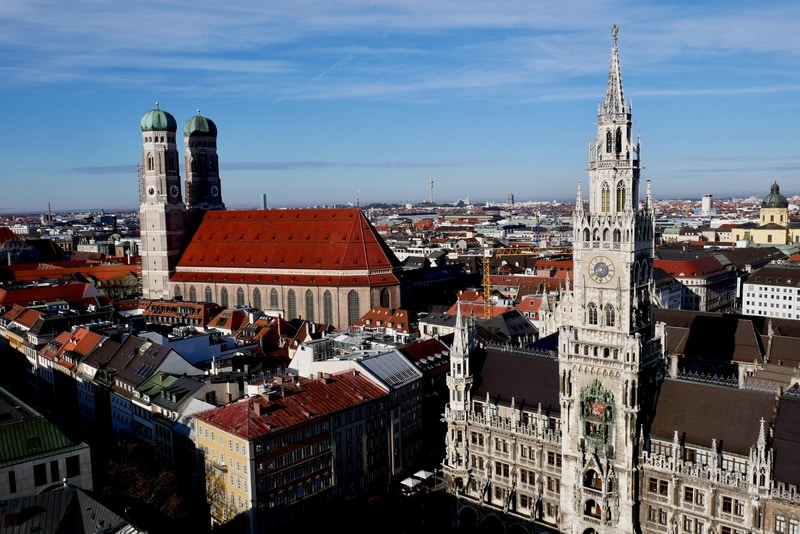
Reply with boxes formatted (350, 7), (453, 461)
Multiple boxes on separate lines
(474, 348), (559, 415)
(773, 393), (800, 486)
(651, 379), (775, 455)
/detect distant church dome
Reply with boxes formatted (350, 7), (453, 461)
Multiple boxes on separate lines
(140, 105), (177, 132)
(184, 111), (217, 137)
(762, 181), (788, 208)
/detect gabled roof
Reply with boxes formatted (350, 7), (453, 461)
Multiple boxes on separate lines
(103, 336), (173, 390)
(38, 327), (105, 373)
(0, 485), (138, 534)
(664, 315), (764, 363)
(174, 208), (401, 286)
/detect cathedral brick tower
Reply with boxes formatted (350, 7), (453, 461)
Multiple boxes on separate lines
(139, 104), (189, 300)
(184, 110), (225, 230)
(557, 25), (661, 533)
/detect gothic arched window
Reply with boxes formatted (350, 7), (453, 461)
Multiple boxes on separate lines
(615, 127), (622, 155)
(616, 181), (626, 212)
(189, 286), (197, 302)
(380, 288), (390, 308)
(204, 286), (213, 303)
(173, 286), (181, 299)
(287, 290), (297, 319)
(347, 290), (360, 327)
(601, 182), (610, 212)
(220, 287), (229, 308)
(605, 305), (616, 327)
(252, 289), (262, 310)
(606, 130), (612, 153)
(323, 291), (333, 325)
(305, 290), (315, 322)
(588, 303), (598, 325)
(270, 288), (279, 309)
(236, 287), (245, 307)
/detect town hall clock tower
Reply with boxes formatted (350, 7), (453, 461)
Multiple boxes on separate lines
(557, 26), (662, 533)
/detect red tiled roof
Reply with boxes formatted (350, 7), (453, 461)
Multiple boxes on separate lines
(653, 256), (726, 279)
(195, 371), (387, 440)
(176, 208), (401, 287)
(0, 227), (21, 245)
(354, 307), (415, 333)
(0, 281), (101, 308)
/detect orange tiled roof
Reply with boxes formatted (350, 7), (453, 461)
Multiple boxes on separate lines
(175, 208), (401, 286)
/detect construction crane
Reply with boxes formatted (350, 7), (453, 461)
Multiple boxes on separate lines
(481, 244), (573, 319)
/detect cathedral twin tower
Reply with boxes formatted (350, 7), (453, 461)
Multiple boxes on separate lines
(139, 106), (225, 299)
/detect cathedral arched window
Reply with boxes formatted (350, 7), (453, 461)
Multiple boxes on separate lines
(380, 288), (390, 308)
(601, 182), (610, 212)
(605, 130), (612, 153)
(252, 289), (262, 310)
(270, 289), (279, 309)
(602, 228), (610, 242)
(323, 291), (333, 325)
(147, 156), (154, 171)
(616, 181), (626, 212)
(287, 290), (297, 319)
(174, 286), (181, 299)
(588, 303), (598, 325)
(615, 127), (622, 155)
(305, 290), (315, 322)
(205, 287), (213, 303)
(613, 229), (621, 243)
(583, 228), (590, 242)
(220, 287), (229, 308)
(189, 286), (197, 302)
(236, 287), (245, 307)
(605, 305), (616, 327)
(347, 290), (360, 327)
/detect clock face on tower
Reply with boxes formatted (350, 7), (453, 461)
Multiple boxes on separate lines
(589, 256), (615, 283)
(210, 185), (219, 198)
(169, 184), (180, 199)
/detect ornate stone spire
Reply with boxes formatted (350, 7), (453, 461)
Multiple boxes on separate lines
(602, 24), (627, 116)
(452, 300), (470, 357)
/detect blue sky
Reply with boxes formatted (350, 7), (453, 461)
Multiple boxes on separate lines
(1, 1), (799, 213)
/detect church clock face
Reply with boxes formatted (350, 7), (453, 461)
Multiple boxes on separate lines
(210, 185), (219, 198)
(169, 184), (180, 199)
(589, 256), (615, 283)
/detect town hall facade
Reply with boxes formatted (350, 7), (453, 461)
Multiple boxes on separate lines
(442, 26), (800, 534)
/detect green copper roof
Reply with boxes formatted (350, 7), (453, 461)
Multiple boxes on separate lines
(140, 105), (177, 132)
(762, 181), (788, 208)
(184, 112), (217, 137)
